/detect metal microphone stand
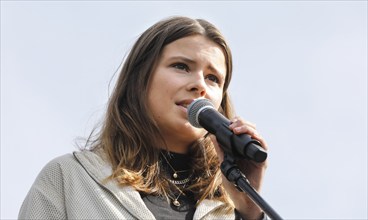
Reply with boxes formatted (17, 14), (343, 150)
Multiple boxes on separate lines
(220, 154), (283, 220)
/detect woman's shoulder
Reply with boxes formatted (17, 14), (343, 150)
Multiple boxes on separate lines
(42, 149), (107, 169)
(36, 150), (102, 178)
(32, 150), (110, 190)
(45, 153), (77, 166)
(33, 153), (82, 183)
(41, 152), (82, 173)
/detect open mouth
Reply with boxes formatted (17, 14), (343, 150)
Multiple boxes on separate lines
(176, 99), (194, 109)
(178, 103), (189, 109)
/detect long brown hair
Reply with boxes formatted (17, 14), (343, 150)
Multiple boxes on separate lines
(89, 16), (234, 207)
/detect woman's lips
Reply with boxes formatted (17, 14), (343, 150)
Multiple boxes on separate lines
(175, 99), (194, 114)
(176, 99), (194, 108)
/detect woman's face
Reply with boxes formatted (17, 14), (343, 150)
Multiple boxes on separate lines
(147, 35), (227, 153)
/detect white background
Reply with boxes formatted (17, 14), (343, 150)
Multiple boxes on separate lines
(1, 1), (367, 219)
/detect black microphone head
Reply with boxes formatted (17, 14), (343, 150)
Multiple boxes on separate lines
(187, 98), (215, 128)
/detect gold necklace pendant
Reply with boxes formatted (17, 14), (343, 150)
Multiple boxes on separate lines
(161, 152), (190, 180)
(173, 199), (181, 207)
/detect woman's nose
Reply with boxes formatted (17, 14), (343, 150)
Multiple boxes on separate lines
(188, 73), (207, 97)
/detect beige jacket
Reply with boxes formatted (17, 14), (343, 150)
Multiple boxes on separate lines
(18, 150), (235, 219)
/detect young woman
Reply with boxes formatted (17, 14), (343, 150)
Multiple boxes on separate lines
(19, 16), (268, 220)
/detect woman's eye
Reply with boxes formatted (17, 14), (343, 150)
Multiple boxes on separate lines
(172, 63), (189, 72)
(206, 74), (220, 84)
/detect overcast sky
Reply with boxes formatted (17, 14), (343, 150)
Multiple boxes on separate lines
(1, 1), (367, 219)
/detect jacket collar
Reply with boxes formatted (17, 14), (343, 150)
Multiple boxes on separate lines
(73, 150), (155, 219)
(73, 150), (227, 219)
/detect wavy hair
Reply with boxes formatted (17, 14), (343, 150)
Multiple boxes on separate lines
(89, 16), (234, 208)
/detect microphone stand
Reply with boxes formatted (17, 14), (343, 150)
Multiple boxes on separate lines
(220, 154), (283, 220)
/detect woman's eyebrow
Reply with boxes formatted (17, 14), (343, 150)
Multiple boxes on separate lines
(166, 56), (196, 65)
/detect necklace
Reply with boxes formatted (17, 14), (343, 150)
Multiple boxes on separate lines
(169, 181), (188, 207)
(168, 177), (190, 185)
(160, 151), (193, 207)
(161, 152), (190, 179)
(172, 194), (182, 207)
(167, 172), (193, 207)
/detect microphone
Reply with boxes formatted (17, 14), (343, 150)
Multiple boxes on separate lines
(187, 98), (267, 163)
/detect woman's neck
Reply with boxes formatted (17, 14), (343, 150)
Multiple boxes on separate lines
(160, 150), (192, 179)
(159, 136), (194, 154)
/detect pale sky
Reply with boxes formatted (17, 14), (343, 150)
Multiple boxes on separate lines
(1, 1), (367, 219)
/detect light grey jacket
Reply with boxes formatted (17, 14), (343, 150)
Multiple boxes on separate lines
(19, 150), (235, 219)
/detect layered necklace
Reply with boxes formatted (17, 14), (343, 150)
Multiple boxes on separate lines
(160, 151), (193, 207)
(161, 152), (191, 180)
(169, 177), (191, 207)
